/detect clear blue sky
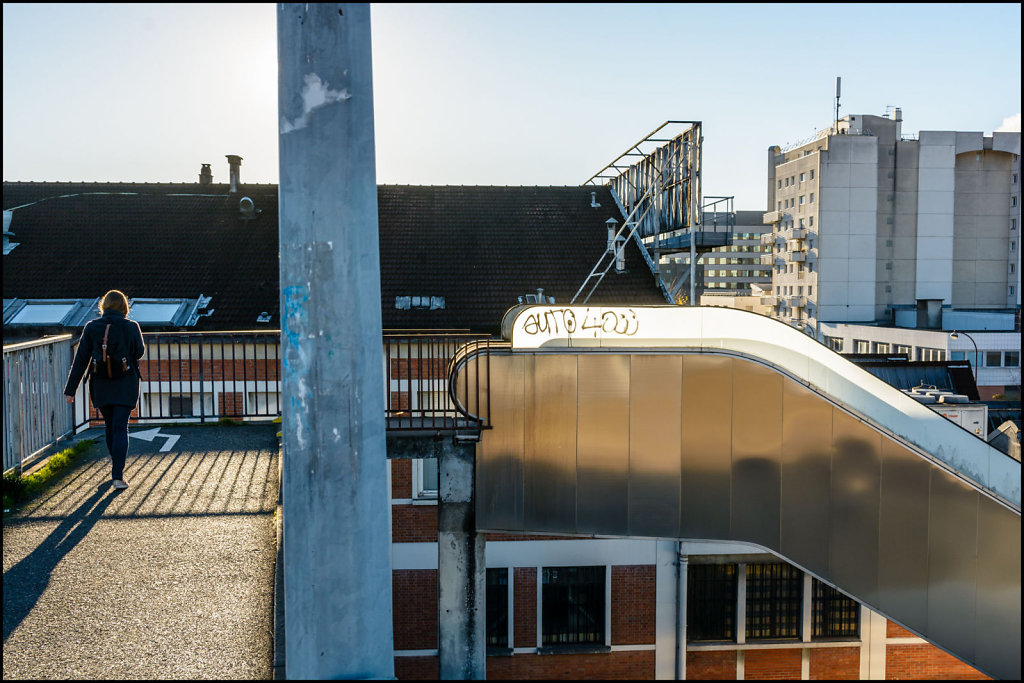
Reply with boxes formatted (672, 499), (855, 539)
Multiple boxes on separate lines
(3, 3), (1020, 210)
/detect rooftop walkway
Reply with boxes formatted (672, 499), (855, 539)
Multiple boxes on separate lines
(2, 423), (280, 680)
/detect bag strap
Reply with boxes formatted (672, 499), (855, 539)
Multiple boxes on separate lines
(102, 324), (111, 362)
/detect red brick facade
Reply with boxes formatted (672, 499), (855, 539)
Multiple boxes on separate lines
(217, 391), (244, 417)
(687, 650), (737, 679)
(392, 504), (437, 543)
(513, 567), (538, 648)
(610, 566), (656, 645)
(809, 647), (860, 679)
(392, 458), (412, 499)
(885, 644), (991, 680)
(392, 570), (437, 650)
(486, 651), (654, 680)
(744, 648), (803, 680)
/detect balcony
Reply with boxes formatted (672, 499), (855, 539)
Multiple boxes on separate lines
(760, 232), (778, 246)
(760, 296), (779, 306)
(790, 228), (807, 240)
(762, 210), (785, 224)
(787, 251), (807, 263)
(789, 296), (806, 307)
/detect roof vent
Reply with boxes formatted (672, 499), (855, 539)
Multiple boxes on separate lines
(199, 163), (213, 186)
(590, 191), (601, 208)
(239, 196), (259, 219)
(226, 155), (243, 193)
(257, 312), (272, 323)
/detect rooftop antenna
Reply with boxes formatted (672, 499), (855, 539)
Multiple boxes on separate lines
(834, 76), (841, 134)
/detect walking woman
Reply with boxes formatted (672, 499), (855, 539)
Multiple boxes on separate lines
(64, 290), (145, 490)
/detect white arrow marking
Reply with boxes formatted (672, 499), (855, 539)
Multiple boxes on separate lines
(129, 428), (180, 452)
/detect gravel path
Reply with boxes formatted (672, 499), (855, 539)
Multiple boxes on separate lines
(3, 424), (280, 680)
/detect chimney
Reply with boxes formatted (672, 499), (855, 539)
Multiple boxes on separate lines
(614, 235), (626, 272)
(606, 217), (619, 252)
(894, 107), (903, 140)
(199, 163), (213, 186)
(226, 155), (243, 193)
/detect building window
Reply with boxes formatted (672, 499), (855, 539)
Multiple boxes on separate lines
(985, 351), (1003, 367)
(542, 566), (606, 648)
(746, 563), (802, 640)
(687, 563), (737, 642)
(810, 192), (815, 203)
(875, 342), (891, 354)
(799, 196), (806, 205)
(800, 172), (806, 182)
(919, 347), (945, 362)
(778, 179), (782, 189)
(896, 344), (912, 359)
(778, 201), (782, 211)
(825, 336), (843, 352)
(169, 395), (194, 417)
(487, 568), (510, 648)
(413, 458), (439, 499)
(1005, 351), (1020, 367)
(854, 339), (871, 354)
(785, 178), (789, 187)
(810, 169), (815, 180)
(812, 579), (860, 639)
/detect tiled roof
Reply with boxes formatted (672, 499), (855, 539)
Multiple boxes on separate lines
(3, 182), (666, 334)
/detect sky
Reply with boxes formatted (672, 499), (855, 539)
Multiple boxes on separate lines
(3, 3), (1021, 210)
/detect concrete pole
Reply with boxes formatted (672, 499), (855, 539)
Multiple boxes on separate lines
(277, 4), (394, 679)
(438, 440), (486, 679)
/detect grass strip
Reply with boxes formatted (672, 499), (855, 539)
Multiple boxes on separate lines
(3, 438), (96, 510)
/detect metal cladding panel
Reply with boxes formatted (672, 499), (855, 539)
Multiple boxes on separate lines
(829, 411), (881, 607)
(524, 354), (578, 533)
(780, 377), (833, 578)
(680, 355), (732, 539)
(628, 354), (682, 538)
(975, 494), (1021, 680)
(927, 468), (978, 666)
(576, 354), (630, 536)
(476, 354), (525, 531)
(877, 437), (931, 636)
(730, 359), (782, 549)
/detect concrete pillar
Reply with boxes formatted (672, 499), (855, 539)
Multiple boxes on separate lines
(438, 439), (486, 679)
(277, 4), (394, 679)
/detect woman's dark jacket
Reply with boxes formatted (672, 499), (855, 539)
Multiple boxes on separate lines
(64, 311), (146, 408)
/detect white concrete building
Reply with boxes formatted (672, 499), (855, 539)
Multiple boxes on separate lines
(763, 111), (1020, 395)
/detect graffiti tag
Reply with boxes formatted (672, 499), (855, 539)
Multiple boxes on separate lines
(521, 308), (639, 338)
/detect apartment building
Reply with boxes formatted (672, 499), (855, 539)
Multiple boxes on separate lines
(763, 111), (1021, 397)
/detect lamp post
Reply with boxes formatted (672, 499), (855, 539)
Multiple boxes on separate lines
(949, 330), (978, 384)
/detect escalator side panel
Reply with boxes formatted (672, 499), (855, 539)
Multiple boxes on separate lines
(829, 411), (882, 608)
(781, 378), (834, 580)
(877, 437), (931, 636)
(680, 355), (733, 540)
(730, 360), (783, 549)
(927, 469), (978, 665)
(975, 493), (1021, 680)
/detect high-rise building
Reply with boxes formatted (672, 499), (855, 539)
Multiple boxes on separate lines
(763, 111), (1020, 336)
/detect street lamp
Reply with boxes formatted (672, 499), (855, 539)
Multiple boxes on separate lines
(949, 330), (978, 384)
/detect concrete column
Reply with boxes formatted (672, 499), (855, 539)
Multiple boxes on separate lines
(438, 439), (486, 679)
(277, 4), (394, 679)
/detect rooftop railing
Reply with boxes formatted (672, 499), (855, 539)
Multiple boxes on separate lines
(5, 330), (493, 473)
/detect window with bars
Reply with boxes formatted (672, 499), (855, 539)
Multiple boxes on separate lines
(687, 563), (737, 641)
(542, 566), (605, 647)
(812, 579), (860, 639)
(745, 563), (802, 640)
(486, 568), (509, 648)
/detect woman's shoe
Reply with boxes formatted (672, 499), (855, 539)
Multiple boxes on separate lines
(112, 479), (129, 490)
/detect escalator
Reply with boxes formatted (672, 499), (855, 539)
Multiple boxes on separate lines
(452, 305), (1020, 679)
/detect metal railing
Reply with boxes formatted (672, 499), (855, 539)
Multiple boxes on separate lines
(4, 335), (76, 473)
(66, 330), (494, 434)
(384, 332), (493, 432)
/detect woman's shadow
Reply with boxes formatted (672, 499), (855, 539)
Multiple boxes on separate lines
(3, 483), (122, 643)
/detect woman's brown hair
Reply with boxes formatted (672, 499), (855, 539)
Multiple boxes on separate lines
(99, 290), (130, 316)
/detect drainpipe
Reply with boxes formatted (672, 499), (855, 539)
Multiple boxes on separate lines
(675, 544), (688, 679)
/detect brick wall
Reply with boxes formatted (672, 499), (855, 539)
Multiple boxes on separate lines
(392, 504), (437, 543)
(394, 655), (438, 680)
(686, 650), (737, 679)
(887, 620), (917, 638)
(392, 570), (437, 650)
(217, 391), (243, 417)
(744, 648), (802, 680)
(885, 644), (991, 680)
(485, 651), (654, 680)
(392, 459), (412, 498)
(809, 647), (859, 679)
(610, 566), (656, 645)
(513, 567), (537, 648)
(138, 357), (278, 381)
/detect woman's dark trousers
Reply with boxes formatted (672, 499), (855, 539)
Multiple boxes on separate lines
(98, 405), (132, 481)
